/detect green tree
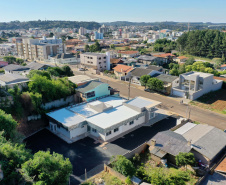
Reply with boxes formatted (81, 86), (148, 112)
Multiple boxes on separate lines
(110, 44), (115, 49)
(16, 58), (24, 65)
(140, 75), (151, 88)
(111, 155), (136, 177)
(85, 44), (90, 52)
(0, 132), (31, 184)
(21, 151), (72, 185)
(147, 78), (164, 91)
(3, 56), (16, 64)
(0, 109), (18, 140)
(175, 152), (196, 169)
(125, 176), (132, 185)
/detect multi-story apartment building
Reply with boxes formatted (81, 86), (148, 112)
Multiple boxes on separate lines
(16, 36), (64, 61)
(94, 32), (103, 39)
(80, 52), (110, 71)
(79, 27), (87, 35)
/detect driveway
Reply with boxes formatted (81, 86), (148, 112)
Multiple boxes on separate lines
(24, 116), (177, 184)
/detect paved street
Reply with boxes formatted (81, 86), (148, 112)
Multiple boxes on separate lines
(73, 70), (226, 130)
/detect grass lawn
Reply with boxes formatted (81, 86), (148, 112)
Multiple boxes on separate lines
(189, 89), (226, 115)
(115, 47), (126, 50)
(183, 54), (213, 62)
(83, 171), (125, 185)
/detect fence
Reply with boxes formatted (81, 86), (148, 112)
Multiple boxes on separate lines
(104, 164), (140, 185)
(27, 114), (41, 121)
(123, 142), (148, 159)
(41, 95), (76, 110)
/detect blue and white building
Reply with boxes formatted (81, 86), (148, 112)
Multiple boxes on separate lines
(94, 32), (103, 40)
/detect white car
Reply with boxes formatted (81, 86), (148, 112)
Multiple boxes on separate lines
(79, 68), (85, 71)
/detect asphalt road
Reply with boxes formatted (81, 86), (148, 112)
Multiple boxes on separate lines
(74, 70), (226, 130)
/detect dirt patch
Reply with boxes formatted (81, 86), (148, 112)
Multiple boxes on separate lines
(190, 89), (226, 114)
(17, 117), (48, 137)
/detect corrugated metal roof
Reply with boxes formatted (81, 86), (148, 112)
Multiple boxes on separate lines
(192, 128), (226, 160)
(174, 122), (196, 135)
(76, 81), (104, 93)
(182, 124), (214, 143)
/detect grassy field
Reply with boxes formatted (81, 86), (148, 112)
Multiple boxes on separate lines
(115, 47), (127, 50)
(183, 54), (213, 62)
(190, 89), (226, 114)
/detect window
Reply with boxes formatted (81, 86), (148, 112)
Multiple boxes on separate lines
(99, 57), (101, 60)
(104, 61), (106, 63)
(92, 128), (97, 133)
(114, 128), (119, 132)
(129, 121), (134, 125)
(99, 62), (101, 64)
(106, 131), (111, 136)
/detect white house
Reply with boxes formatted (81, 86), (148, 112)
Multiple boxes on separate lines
(171, 71), (223, 100)
(3, 64), (30, 76)
(49, 53), (80, 65)
(47, 96), (161, 142)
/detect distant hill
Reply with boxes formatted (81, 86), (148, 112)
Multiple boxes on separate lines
(0, 20), (100, 30)
(100, 21), (226, 31)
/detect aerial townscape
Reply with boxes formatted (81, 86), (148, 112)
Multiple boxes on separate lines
(0, 1), (226, 185)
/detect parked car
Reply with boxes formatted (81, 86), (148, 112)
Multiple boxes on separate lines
(79, 68), (85, 71)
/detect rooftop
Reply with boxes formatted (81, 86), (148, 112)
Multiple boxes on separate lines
(3, 64), (30, 71)
(182, 71), (213, 78)
(86, 104), (140, 129)
(68, 75), (96, 85)
(76, 81), (105, 93)
(0, 73), (29, 83)
(155, 74), (178, 83)
(148, 130), (191, 156)
(126, 96), (161, 109)
(47, 108), (85, 127)
(118, 50), (139, 54)
(113, 64), (134, 73)
(215, 158), (226, 173)
(81, 52), (106, 56)
(130, 68), (153, 77)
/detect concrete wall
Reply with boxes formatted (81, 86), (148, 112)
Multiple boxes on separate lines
(70, 125), (87, 139)
(41, 94), (76, 110)
(89, 115), (145, 141)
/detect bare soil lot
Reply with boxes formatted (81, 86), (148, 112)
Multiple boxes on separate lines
(190, 89), (226, 114)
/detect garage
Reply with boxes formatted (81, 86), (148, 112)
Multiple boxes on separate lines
(172, 89), (185, 98)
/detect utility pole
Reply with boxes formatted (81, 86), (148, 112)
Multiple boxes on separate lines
(128, 76), (132, 100)
(85, 168), (87, 182)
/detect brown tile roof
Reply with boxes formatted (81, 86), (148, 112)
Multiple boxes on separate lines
(215, 158), (226, 173)
(153, 53), (175, 58)
(66, 39), (82, 42)
(214, 76), (226, 82)
(110, 58), (124, 64)
(118, 50), (139, 54)
(177, 56), (188, 59)
(113, 64), (134, 73)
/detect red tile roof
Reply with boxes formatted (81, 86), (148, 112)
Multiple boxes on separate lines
(221, 64), (226, 68)
(153, 53), (175, 58)
(214, 76), (226, 82)
(110, 58), (124, 64)
(215, 158), (226, 173)
(113, 64), (134, 73)
(177, 56), (188, 60)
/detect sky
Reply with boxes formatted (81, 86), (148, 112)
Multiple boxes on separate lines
(0, 0), (226, 23)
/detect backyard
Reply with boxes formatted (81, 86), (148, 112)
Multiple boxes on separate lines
(83, 149), (198, 185)
(190, 89), (226, 115)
